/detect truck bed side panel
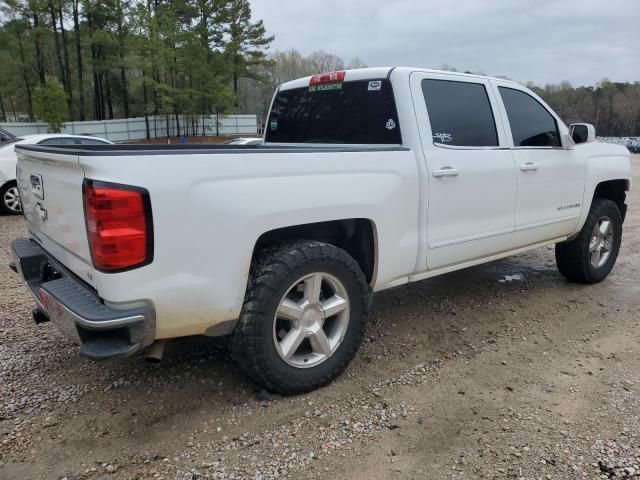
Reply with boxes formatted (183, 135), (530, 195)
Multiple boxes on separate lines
(77, 149), (420, 338)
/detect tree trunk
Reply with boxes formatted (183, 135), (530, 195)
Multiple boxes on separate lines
(120, 67), (129, 118)
(152, 71), (159, 138)
(233, 71), (239, 109)
(92, 67), (102, 120)
(72, 0), (85, 120)
(142, 69), (150, 139)
(48, 0), (71, 111)
(9, 97), (17, 122)
(171, 56), (179, 137)
(88, 7), (104, 121)
(116, 0), (129, 119)
(58, 1), (73, 112)
(105, 73), (114, 119)
(32, 13), (46, 86)
(0, 92), (6, 122)
(15, 30), (34, 121)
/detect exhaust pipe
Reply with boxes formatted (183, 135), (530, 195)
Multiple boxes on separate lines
(145, 340), (168, 363)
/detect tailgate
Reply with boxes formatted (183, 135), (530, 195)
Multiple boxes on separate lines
(15, 146), (96, 287)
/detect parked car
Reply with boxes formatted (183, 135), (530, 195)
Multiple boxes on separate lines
(0, 127), (17, 145)
(0, 134), (112, 214)
(10, 68), (631, 394)
(222, 137), (263, 146)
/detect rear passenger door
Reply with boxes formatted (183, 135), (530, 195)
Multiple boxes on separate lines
(492, 82), (586, 247)
(411, 72), (517, 270)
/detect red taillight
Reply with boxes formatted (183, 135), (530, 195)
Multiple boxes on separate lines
(82, 180), (153, 272)
(309, 71), (345, 85)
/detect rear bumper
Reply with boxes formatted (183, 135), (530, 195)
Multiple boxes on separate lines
(10, 237), (155, 359)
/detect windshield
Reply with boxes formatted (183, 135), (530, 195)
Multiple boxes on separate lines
(265, 79), (401, 144)
(0, 138), (22, 149)
(0, 127), (16, 141)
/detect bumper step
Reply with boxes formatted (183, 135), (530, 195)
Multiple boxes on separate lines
(10, 237), (155, 360)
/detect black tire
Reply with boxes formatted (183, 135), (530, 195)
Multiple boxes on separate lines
(0, 181), (22, 215)
(230, 240), (371, 394)
(555, 198), (622, 284)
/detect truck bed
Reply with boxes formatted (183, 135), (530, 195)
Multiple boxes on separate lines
(16, 143), (409, 156)
(14, 141), (420, 341)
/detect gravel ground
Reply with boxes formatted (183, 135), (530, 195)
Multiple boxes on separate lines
(1, 155), (639, 480)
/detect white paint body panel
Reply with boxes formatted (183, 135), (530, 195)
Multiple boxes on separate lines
(14, 68), (631, 340)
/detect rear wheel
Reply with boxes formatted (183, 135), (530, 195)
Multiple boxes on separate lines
(0, 182), (22, 215)
(555, 198), (622, 283)
(230, 240), (371, 394)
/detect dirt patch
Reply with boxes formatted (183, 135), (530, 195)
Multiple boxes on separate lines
(1, 156), (638, 480)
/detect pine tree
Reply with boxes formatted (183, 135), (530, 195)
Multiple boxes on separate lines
(223, 0), (273, 108)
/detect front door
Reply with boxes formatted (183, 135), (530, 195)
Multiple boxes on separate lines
(492, 82), (586, 247)
(411, 73), (518, 270)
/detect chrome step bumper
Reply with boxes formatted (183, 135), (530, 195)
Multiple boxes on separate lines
(10, 237), (155, 359)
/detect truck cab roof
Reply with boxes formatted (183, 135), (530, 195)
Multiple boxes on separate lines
(278, 66), (523, 91)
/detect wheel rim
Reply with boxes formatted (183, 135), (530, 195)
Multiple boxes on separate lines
(273, 272), (350, 368)
(589, 216), (614, 269)
(3, 186), (22, 213)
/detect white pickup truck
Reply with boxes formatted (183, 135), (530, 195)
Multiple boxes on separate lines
(10, 67), (631, 394)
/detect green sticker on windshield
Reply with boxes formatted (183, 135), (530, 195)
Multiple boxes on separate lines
(309, 83), (343, 92)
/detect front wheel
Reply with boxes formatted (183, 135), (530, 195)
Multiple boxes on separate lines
(230, 240), (371, 394)
(555, 198), (622, 284)
(0, 182), (22, 215)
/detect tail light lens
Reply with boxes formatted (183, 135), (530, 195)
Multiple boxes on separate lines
(309, 71), (345, 85)
(82, 180), (153, 272)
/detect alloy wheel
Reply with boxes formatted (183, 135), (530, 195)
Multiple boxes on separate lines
(589, 216), (614, 268)
(273, 272), (350, 368)
(3, 186), (22, 213)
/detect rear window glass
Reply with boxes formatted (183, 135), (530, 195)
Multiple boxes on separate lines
(265, 79), (401, 144)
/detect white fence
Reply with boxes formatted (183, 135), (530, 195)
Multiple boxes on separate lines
(0, 114), (259, 143)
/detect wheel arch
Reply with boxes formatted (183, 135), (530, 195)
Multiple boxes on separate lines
(251, 218), (379, 287)
(592, 179), (630, 222)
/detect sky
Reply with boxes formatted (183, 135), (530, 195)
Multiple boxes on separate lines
(249, 0), (639, 87)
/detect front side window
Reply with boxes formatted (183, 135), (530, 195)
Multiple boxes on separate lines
(421, 79), (498, 147)
(499, 87), (561, 147)
(265, 79), (401, 144)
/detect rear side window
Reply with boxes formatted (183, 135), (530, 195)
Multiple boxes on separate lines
(77, 138), (110, 145)
(265, 79), (401, 144)
(498, 87), (561, 147)
(38, 137), (77, 146)
(421, 79), (498, 147)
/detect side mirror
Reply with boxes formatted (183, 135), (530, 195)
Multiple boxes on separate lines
(570, 123), (595, 145)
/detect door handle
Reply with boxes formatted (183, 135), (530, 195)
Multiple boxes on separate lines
(432, 167), (459, 178)
(520, 162), (539, 172)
